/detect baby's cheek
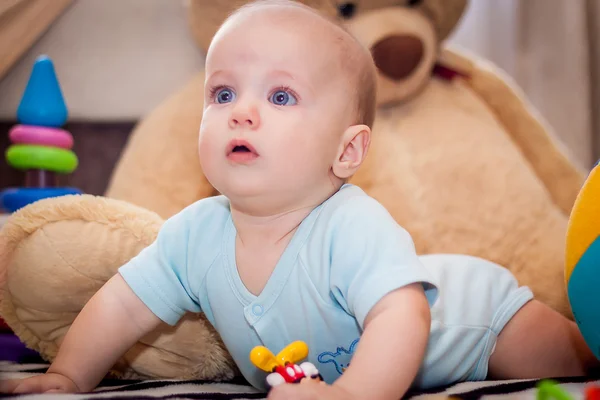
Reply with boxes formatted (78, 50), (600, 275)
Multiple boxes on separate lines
(198, 128), (219, 173)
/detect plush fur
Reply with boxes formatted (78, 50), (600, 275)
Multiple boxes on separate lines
(0, 0), (584, 381)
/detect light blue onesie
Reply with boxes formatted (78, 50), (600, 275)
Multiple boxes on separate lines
(118, 184), (533, 391)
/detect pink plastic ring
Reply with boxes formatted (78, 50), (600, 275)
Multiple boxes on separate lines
(9, 124), (73, 149)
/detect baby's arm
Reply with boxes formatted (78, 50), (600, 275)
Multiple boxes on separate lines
(333, 283), (430, 399)
(268, 283), (430, 400)
(269, 196), (435, 400)
(0, 274), (162, 394)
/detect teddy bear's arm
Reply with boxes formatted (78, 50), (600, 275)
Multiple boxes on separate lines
(444, 49), (586, 216)
(105, 72), (217, 219)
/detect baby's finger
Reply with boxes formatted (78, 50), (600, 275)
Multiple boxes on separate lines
(11, 376), (64, 394)
(0, 379), (21, 393)
(267, 383), (321, 400)
(12, 379), (45, 394)
(45, 388), (68, 393)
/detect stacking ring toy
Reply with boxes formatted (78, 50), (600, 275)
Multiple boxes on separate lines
(6, 144), (78, 173)
(9, 124), (73, 149)
(0, 55), (83, 213)
(0, 187), (82, 213)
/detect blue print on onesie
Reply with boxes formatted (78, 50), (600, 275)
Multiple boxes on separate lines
(317, 338), (360, 375)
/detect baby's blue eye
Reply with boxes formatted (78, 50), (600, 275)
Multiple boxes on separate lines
(216, 88), (236, 104)
(270, 90), (297, 106)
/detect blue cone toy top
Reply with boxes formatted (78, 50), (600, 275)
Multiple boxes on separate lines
(16, 55), (68, 127)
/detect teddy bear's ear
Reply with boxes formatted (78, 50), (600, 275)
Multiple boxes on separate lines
(0, 195), (236, 380)
(0, 195), (162, 362)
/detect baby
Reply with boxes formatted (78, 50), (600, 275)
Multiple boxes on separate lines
(1, 1), (598, 399)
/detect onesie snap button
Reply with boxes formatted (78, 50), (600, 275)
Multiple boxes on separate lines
(252, 304), (264, 316)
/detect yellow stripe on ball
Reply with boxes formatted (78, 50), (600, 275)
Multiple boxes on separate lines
(566, 165), (600, 283)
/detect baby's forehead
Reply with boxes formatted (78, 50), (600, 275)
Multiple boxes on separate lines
(216, 5), (360, 76)
(222, 4), (352, 50)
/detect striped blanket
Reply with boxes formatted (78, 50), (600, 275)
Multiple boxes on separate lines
(1, 362), (599, 399)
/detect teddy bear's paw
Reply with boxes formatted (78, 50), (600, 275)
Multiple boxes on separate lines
(113, 313), (237, 381)
(0, 194), (163, 363)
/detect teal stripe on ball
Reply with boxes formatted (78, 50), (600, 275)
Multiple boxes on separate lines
(568, 235), (600, 360)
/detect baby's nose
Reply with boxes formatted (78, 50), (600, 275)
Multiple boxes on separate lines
(231, 116), (255, 126)
(229, 106), (260, 129)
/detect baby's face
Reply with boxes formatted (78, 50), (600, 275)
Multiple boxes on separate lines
(199, 8), (355, 213)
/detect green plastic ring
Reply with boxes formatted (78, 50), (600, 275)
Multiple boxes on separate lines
(6, 144), (78, 173)
(536, 380), (573, 400)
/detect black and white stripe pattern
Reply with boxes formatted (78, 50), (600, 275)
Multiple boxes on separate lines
(1, 362), (598, 399)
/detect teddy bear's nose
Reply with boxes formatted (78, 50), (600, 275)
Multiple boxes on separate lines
(370, 35), (424, 81)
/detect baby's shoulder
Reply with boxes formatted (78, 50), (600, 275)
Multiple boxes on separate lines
(177, 195), (231, 224)
(159, 195), (231, 257)
(304, 184), (409, 260)
(318, 184), (398, 229)
(166, 194), (230, 228)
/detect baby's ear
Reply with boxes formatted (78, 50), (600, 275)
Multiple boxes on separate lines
(332, 124), (371, 179)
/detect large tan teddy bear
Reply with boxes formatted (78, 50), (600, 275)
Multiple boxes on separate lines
(0, 0), (585, 382)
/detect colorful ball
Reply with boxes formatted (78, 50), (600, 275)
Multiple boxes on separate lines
(566, 162), (600, 360)
(9, 124), (73, 149)
(6, 144), (78, 174)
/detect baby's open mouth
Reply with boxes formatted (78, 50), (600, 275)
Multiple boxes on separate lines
(227, 139), (258, 155)
(226, 139), (259, 163)
(232, 145), (251, 153)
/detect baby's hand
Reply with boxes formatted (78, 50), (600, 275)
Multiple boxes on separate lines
(267, 380), (356, 400)
(0, 372), (80, 394)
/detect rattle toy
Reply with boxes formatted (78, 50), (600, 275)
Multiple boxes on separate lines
(565, 160), (600, 360)
(250, 340), (322, 388)
(586, 384), (600, 400)
(0, 55), (81, 213)
(536, 380), (600, 400)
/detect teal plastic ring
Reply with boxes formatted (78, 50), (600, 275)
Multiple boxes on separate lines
(0, 187), (82, 213)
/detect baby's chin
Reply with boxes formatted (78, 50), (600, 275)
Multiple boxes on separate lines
(215, 180), (301, 215)
(214, 178), (269, 202)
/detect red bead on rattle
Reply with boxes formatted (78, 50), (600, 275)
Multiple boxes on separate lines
(250, 341), (323, 388)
